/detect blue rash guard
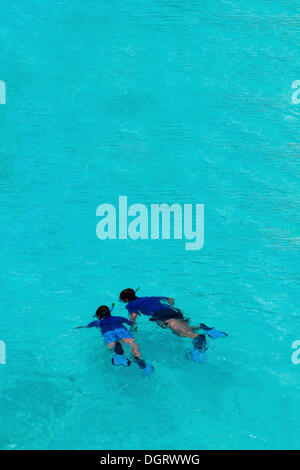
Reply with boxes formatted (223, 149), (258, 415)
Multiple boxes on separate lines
(87, 316), (133, 344)
(125, 297), (186, 323)
(126, 296), (169, 316)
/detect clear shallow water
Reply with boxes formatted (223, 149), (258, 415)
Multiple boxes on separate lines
(0, 0), (300, 450)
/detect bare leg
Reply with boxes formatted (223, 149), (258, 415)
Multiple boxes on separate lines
(121, 338), (152, 373)
(121, 338), (141, 359)
(164, 319), (198, 339)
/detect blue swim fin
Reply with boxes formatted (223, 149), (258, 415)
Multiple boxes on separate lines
(112, 342), (131, 367)
(133, 357), (154, 376)
(193, 334), (208, 351)
(186, 334), (208, 363)
(186, 348), (207, 363)
(199, 323), (228, 339)
(143, 363), (154, 376)
(112, 355), (131, 367)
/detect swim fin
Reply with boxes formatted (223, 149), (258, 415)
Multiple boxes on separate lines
(199, 323), (228, 339)
(133, 357), (154, 376)
(187, 348), (207, 363)
(193, 334), (208, 351)
(112, 355), (131, 367)
(187, 334), (208, 363)
(112, 342), (131, 367)
(143, 363), (154, 376)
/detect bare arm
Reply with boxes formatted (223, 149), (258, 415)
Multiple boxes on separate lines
(128, 312), (138, 332)
(129, 312), (138, 323)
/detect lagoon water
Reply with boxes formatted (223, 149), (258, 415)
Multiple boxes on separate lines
(0, 1), (300, 449)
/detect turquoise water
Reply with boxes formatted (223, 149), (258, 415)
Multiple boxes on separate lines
(1, 0), (300, 450)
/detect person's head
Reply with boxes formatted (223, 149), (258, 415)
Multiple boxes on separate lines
(119, 288), (137, 303)
(95, 305), (111, 320)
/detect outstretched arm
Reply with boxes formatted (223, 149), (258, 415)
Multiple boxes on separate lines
(75, 320), (99, 330)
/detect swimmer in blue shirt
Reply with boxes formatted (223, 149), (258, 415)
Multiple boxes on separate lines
(76, 305), (153, 374)
(119, 288), (227, 363)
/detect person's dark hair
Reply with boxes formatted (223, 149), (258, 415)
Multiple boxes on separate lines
(95, 305), (111, 319)
(119, 288), (137, 302)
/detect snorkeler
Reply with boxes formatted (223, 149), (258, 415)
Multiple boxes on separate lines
(119, 289), (227, 363)
(76, 305), (153, 375)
